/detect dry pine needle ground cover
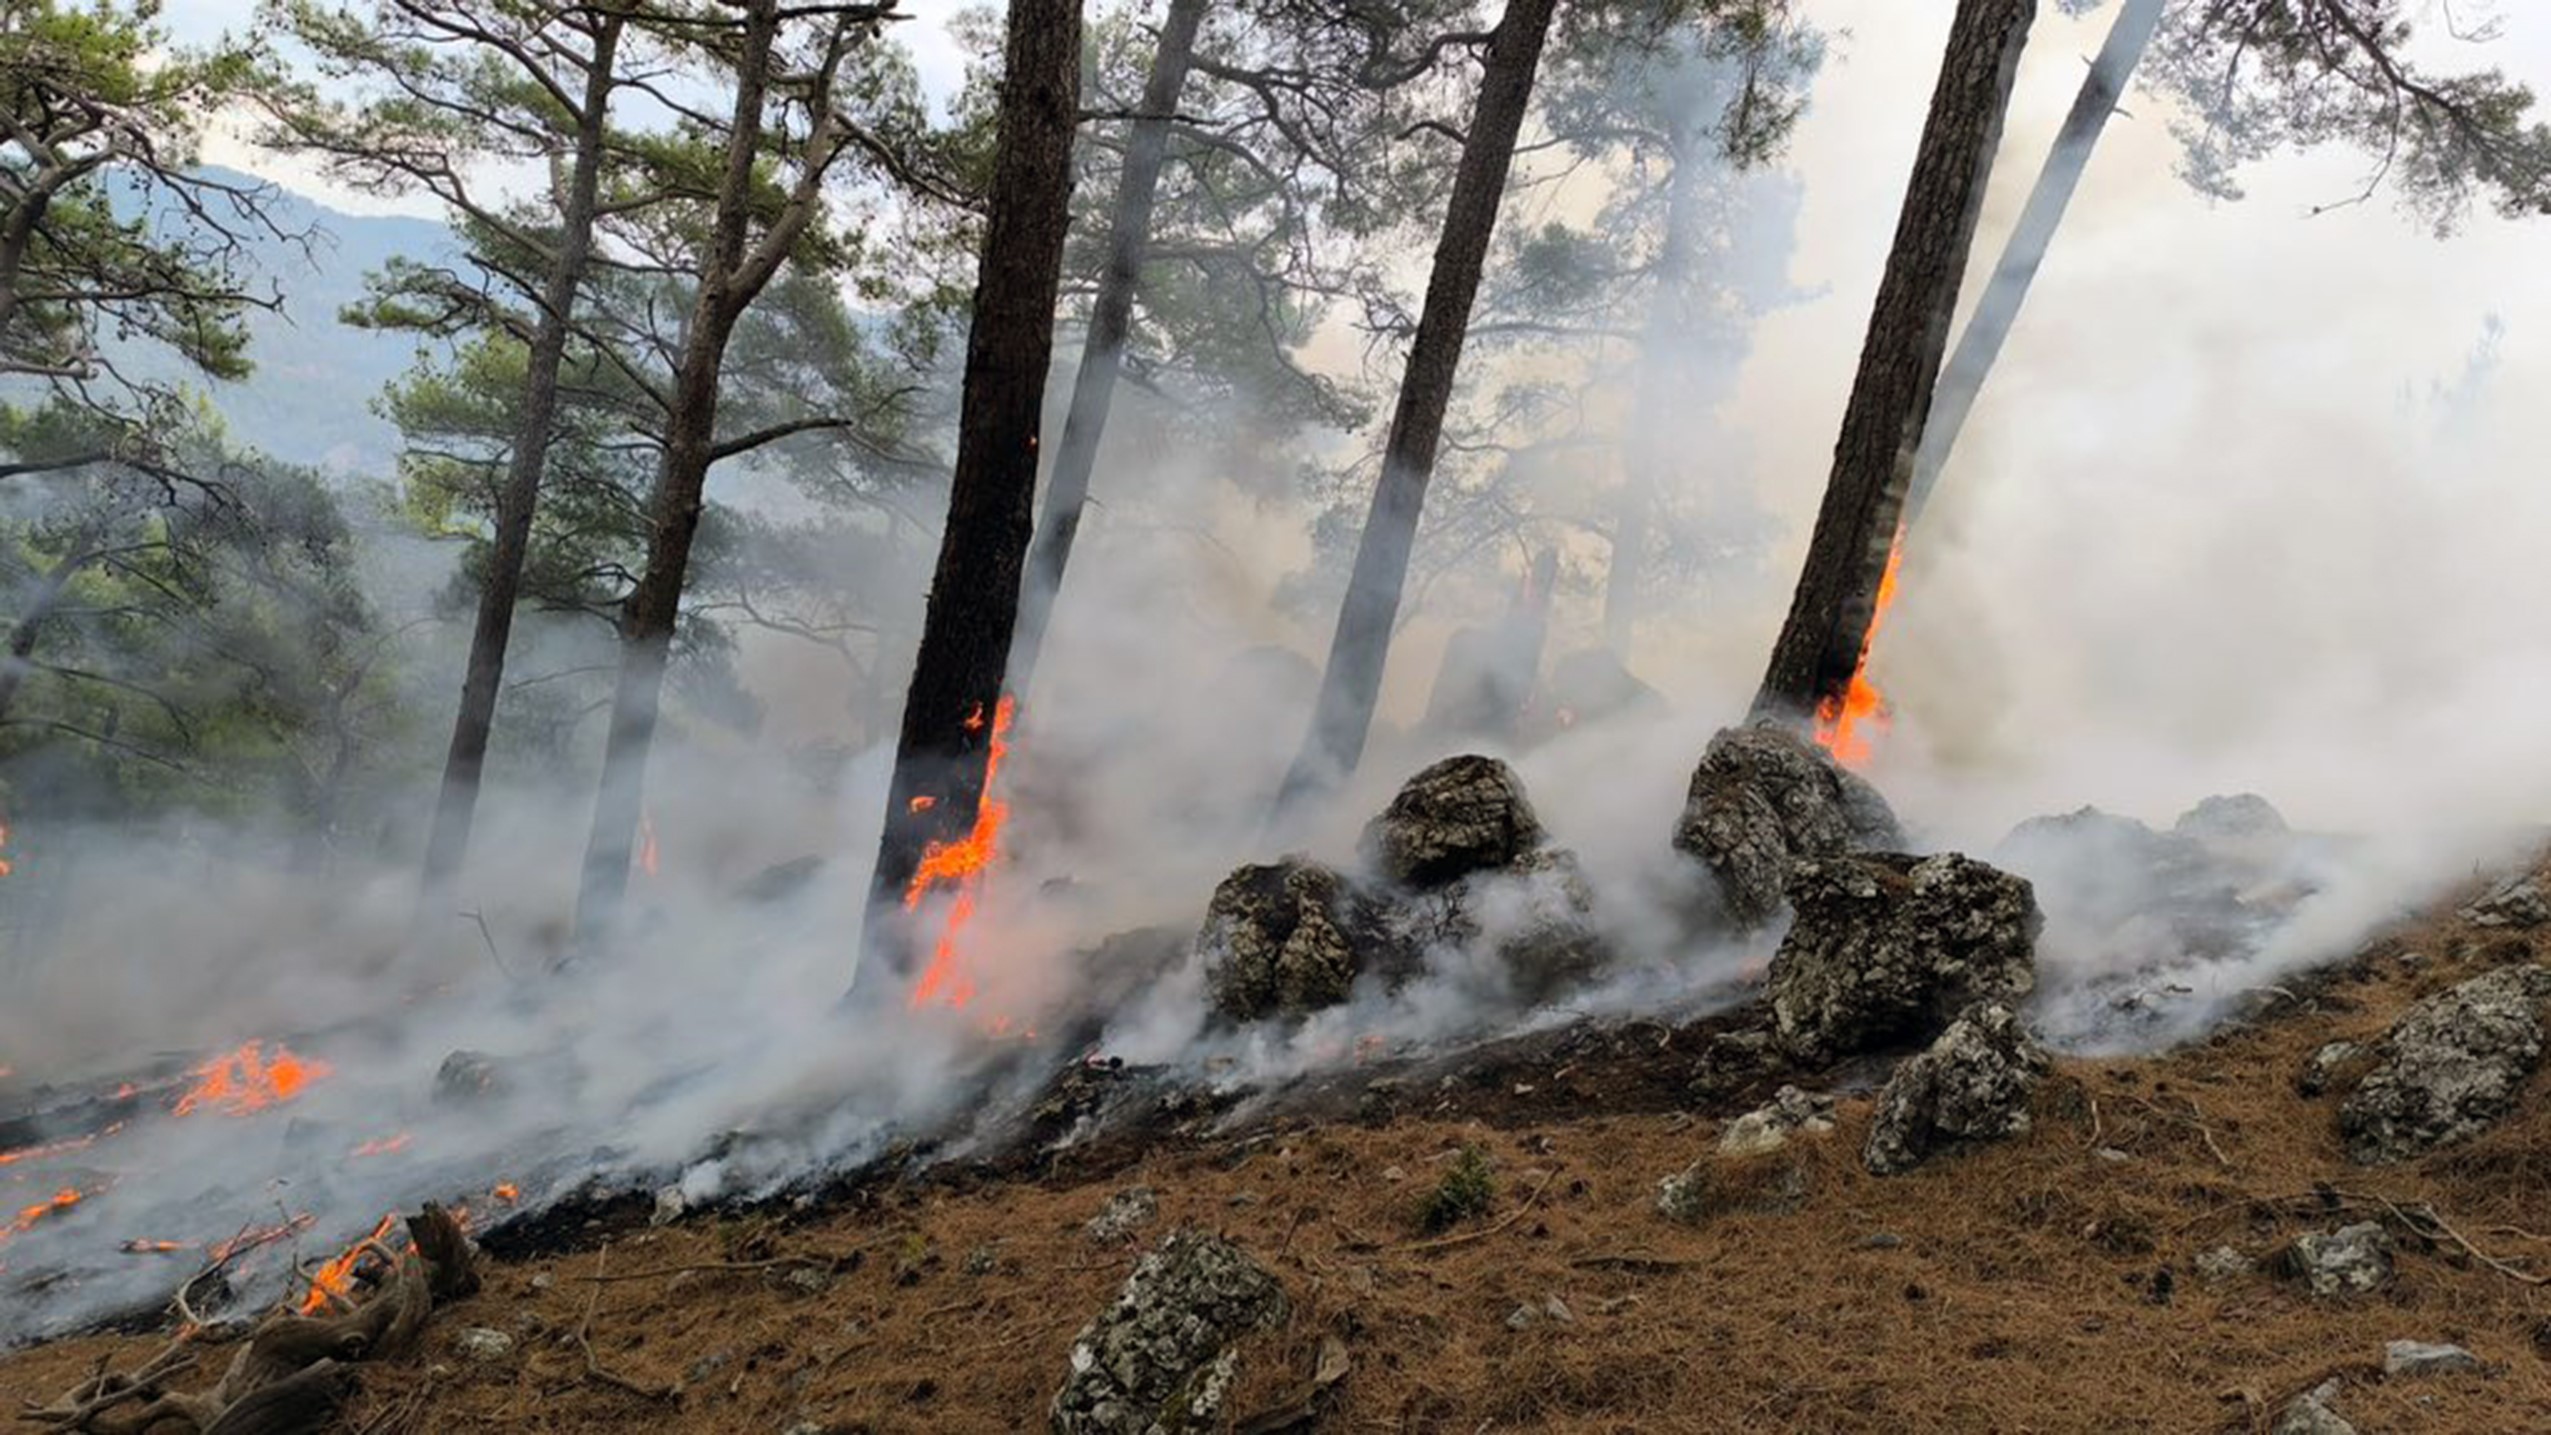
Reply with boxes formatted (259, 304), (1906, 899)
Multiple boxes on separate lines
(6, 889), (2551, 1433)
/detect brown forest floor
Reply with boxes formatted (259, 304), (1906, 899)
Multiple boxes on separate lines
(7, 885), (2551, 1433)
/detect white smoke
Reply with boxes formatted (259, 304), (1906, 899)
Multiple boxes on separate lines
(8, 0), (2551, 1349)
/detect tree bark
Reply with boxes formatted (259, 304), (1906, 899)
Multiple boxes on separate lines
(1750, 0), (2035, 722)
(1008, 0), (1206, 696)
(1271, 0), (1561, 814)
(420, 13), (624, 899)
(1905, 0), (2163, 525)
(862, 0), (1083, 982)
(570, 0), (780, 952)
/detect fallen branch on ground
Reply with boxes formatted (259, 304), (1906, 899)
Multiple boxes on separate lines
(19, 1204), (479, 1434)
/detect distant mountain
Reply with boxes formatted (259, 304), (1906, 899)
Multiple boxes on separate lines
(83, 167), (457, 477)
(200, 170), (456, 475)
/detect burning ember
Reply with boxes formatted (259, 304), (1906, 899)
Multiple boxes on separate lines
(637, 812), (660, 878)
(0, 818), (14, 876)
(901, 694), (1017, 1010)
(491, 1182), (519, 1204)
(173, 1040), (330, 1117)
(351, 1133), (412, 1158)
(5, 1186), (83, 1244)
(1814, 526), (1905, 768)
(0, 1131), (103, 1168)
(300, 1212), (398, 1313)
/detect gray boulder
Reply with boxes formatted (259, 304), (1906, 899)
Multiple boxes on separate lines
(1086, 1187), (1158, 1246)
(1770, 854), (2040, 1063)
(2174, 792), (2290, 843)
(2297, 1040), (2373, 1099)
(1671, 722), (1903, 927)
(1361, 754), (1545, 888)
(2339, 965), (2551, 1164)
(2281, 1223), (2393, 1297)
(2461, 873), (2549, 929)
(2383, 1340), (2480, 1378)
(1198, 859), (1404, 1023)
(1391, 846), (1608, 1004)
(2272, 1380), (2356, 1435)
(1862, 1003), (2050, 1175)
(1717, 1085), (1838, 1157)
(1051, 1231), (1289, 1435)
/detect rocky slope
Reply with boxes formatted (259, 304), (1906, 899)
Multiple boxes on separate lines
(6, 858), (2549, 1433)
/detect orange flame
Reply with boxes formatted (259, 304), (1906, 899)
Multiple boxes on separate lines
(1814, 526), (1905, 769)
(7, 1187), (81, 1239)
(299, 1212), (397, 1313)
(173, 1041), (330, 1117)
(902, 695), (1017, 1009)
(0, 1132), (98, 1168)
(0, 819), (12, 876)
(122, 1238), (188, 1254)
(637, 813), (660, 879)
(491, 1182), (519, 1204)
(351, 1133), (411, 1158)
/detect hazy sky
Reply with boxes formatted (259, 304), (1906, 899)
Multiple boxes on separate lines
(168, 0), (2551, 832)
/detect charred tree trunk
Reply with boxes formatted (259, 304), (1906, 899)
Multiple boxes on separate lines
(421, 15), (624, 899)
(861, 0), (1082, 980)
(1008, 0), (1206, 695)
(1905, 0), (2162, 525)
(1750, 0), (2035, 723)
(1271, 0), (1561, 814)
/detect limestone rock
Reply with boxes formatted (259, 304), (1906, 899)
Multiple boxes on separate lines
(1086, 1187), (1158, 1246)
(2461, 873), (2549, 929)
(1199, 858), (1403, 1022)
(1671, 722), (1903, 927)
(2272, 1380), (2356, 1435)
(2297, 1040), (2374, 1099)
(1655, 1147), (1814, 1225)
(1769, 854), (2040, 1063)
(1717, 1086), (1837, 1157)
(2173, 792), (2290, 843)
(452, 1327), (514, 1363)
(1862, 1003), (2050, 1176)
(2281, 1223), (2393, 1297)
(2339, 965), (2551, 1164)
(2194, 1246), (2254, 1288)
(2383, 1340), (2480, 1378)
(1051, 1231), (1289, 1435)
(1361, 755), (1544, 888)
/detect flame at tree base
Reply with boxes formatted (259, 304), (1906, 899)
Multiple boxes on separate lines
(1814, 526), (1905, 769)
(902, 695), (1018, 1009)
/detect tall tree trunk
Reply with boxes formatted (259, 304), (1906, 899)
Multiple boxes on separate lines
(1602, 113), (1708, 652)
(1750, 0), (2036, 722)
(1008, 0), (1206, 695)
(570, 0), (778, 953)
(862, 0), (1082, 980)
(420, 14), (624, 898)
(1271, 0), (1561, 814)
(1904, 0), (2163, 525)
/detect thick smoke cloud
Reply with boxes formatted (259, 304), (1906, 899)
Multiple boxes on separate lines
(8, 0), (2550, 1347)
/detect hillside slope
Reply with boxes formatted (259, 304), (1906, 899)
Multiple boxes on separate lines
(6, 875), (2549, 1433)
